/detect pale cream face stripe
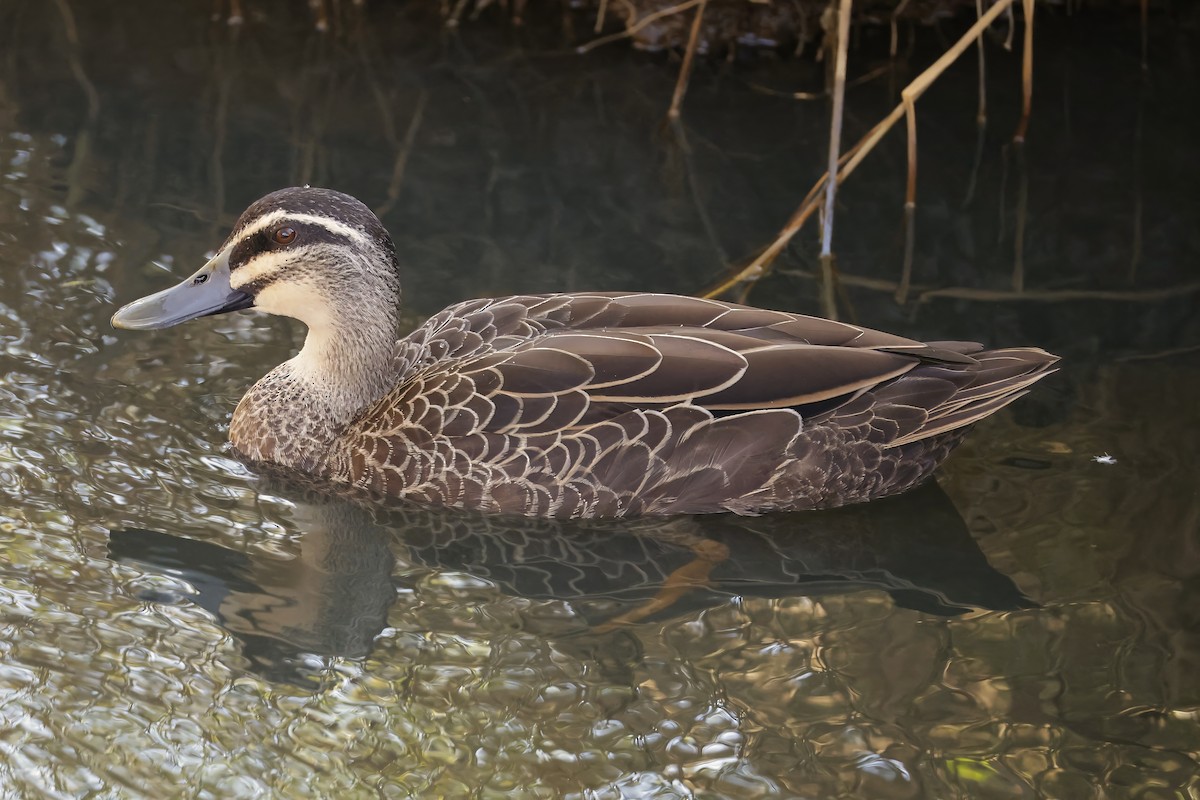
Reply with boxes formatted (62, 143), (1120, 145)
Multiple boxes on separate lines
(230, 209), (370, 247)
(228, 248), (299, 289)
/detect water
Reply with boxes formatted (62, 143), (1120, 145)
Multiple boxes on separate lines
(1, 0), (1198, 796)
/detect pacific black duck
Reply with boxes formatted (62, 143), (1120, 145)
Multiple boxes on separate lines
(112, 187), (1059, 518)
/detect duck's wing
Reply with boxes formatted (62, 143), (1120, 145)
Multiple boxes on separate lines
(466, 327), (924, 431)
(344, 293), (1056, 513)
(368, 325), (925, 442)
(373, 292), (1008, 442)
(373, 292), (1058, 443)
(392, 292), (981, 377)
(343, 321), (924, 512)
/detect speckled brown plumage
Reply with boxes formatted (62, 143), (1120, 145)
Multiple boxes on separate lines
(308, 292), (1056, 516)
(114, 188), (1060, 518)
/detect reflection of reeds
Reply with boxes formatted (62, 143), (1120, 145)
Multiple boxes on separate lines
(1140, 0), (1149, 69)
(776, 267), (1200, 307)
(701, 0), (1030, 304)
(207, 27), (238, 240)
(663, 123), (728, 271)
(1012, 139), (1028, 292)
(375, 90), (429, 217)
(353, 32), (428, 218)
(1129, 83), (1144, 283)
(21, 0), (1168, 320)
(52, 0), (100, 208)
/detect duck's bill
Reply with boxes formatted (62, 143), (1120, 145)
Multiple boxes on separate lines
(111, 249), (254, 330)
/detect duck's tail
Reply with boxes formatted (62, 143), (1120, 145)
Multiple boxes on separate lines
(885, 347), (1060, 448)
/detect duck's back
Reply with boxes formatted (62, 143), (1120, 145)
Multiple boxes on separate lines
(319, 293), (1058, 518)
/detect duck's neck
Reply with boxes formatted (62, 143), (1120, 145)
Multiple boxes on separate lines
(288, 307), (400, 421)
(230, 298), (400, 471)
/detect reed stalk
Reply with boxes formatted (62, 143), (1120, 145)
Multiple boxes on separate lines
(701, 0), (1021, 301)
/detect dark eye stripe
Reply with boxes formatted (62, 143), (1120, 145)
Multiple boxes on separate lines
(227, 220), (357, 272)
(228, 235), (263, 273)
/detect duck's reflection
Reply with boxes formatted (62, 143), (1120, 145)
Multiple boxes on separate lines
(110, 500), (396, 676)
(109, 480), (1031, 682)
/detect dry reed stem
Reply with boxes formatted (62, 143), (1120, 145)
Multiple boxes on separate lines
(578, 0), (704, 53)
(1013, 0), (1033, 142)
(821, 0), (853, 260)
(817, 0), (854, 319)
(595, 0), (609, 32)
(701, 0), (1017, 300)
(667, 0), (708, 119)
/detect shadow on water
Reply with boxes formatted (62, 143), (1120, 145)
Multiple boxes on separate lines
(110, 480), (1031, 684)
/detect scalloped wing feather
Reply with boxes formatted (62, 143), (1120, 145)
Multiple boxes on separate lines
(324, 292), (1061, 516)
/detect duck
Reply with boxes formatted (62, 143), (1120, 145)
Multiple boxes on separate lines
(112, 187), (1059, 518)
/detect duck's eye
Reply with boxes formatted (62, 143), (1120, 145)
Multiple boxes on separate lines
(272, 226), (297, 245)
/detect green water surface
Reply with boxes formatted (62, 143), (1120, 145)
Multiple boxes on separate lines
(0, 1), (1197, 797)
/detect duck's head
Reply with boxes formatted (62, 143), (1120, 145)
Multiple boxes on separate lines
(112, 187), (399, 333)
